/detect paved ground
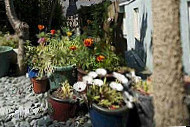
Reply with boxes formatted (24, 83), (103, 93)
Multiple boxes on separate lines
(0, 76), (91, 127)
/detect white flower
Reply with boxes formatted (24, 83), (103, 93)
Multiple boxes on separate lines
(123, 91), (133, 102)
(107, 17), (113, 22)
(96, 68), (107, 76)
(113, 72), (128, 84)
(73, 82), (87, 92)
(82, 76), (93, 84)
(93, 79), (104, 86)
(126, 101), (133, 109)
(131, 70), (136, 77)
(134, 76), (141, 83)
(109, 82), (124, 91)
(88, 71), (98, 79)
(126, 73), (132, 79)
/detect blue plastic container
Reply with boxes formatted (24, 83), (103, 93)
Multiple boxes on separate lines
(27, 67), (38, 78)
(0, 46), (13, 77)
(89, 103), (129, 127)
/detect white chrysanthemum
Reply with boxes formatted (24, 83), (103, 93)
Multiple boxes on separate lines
(96, 68), (107, 76)
(131, 70), (136, 77)
(93, 79), (104, 86)
(82, 76), (93, 84)
(126, 101), (133, 109)
(126, 73), (132, 78)
(123, 91), (133, 102)
(109, 82), (124, 91)
(113, 72), (128, 84)
(88, 71), (98, 79)
(134, 76), (141, 83)
(73, 82), (87, 92)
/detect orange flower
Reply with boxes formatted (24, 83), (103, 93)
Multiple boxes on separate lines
(50, 29), (56, 35)
(38, 25), (45, 31)
(96, 55), (105, 62)
(69, 46), (77, 51)
(84, 38), (93, 47)
(87, 20), (92, 24)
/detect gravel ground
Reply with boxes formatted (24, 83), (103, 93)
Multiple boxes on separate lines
(0, 76), (92, 127)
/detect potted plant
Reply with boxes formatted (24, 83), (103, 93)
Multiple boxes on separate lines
(130, 71), (152, 95)
(73, 68), (135, 127)
(128, 74), (154, 127)
(0, 46), (13, 77)
(41, 30), (80, 89)
(48, 80), (78, 121)
(0, 32), (19, 73)
(76, 37), (127, 81)
(25, 36), (50, 94)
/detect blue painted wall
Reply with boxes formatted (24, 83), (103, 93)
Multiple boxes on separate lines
(120, 0), (153, 72)
(180, 0), (190, 75)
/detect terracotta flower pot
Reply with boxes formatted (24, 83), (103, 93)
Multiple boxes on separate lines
(31, 78), (49, 94)
(47, 89), (77, 122)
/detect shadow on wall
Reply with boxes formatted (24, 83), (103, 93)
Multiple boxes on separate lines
(114, 13), (128, 57)
(125, 12), (148, 72)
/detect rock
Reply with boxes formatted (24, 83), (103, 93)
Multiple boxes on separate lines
(5, 121), (14, 127)
(0, 76), (93, 126)
(82, 122), (92, 127)
(44, 116), (53, 126)
(30, 114), (42, 120)
(66, 119), (72, 126)
(12, 79), (18, 84)
(11, 118), (20, 125)
(20, 121), (30, 127)
(37, 118), (47, 126)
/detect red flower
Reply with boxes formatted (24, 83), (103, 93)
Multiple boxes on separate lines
(109, 105), (117, 110)
(50, 29), (56, 35)
(96, 55), (105, 62)
(84, 38), (93, 47)
(38, 25), (45, 31)
(69, 46), (77, 51)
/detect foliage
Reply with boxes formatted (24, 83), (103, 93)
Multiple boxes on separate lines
(76, 37), (125, 72)
(0, 32), (19, 48)
(133, 77), (152, 95)
(25, 41), (48, 79)
(74, 69), (135, 110)
(25, 27), (81, 78)
(78, 0), (111, 38)
(61, 80), (74, 99)
(87, 80), (125, 109)
(13, 0), (64, 41)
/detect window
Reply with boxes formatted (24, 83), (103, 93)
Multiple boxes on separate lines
(133, 8), (140, 40)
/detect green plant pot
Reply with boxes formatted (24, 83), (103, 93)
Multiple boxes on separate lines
(48, 65), (77, 89)
(0, 46), (13, 77)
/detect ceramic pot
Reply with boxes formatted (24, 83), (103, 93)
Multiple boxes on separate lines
(31, 78), (49, 94)
(47, 89), (77, 121)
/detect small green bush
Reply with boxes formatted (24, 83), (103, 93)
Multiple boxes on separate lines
(0, 32), (19, 48)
